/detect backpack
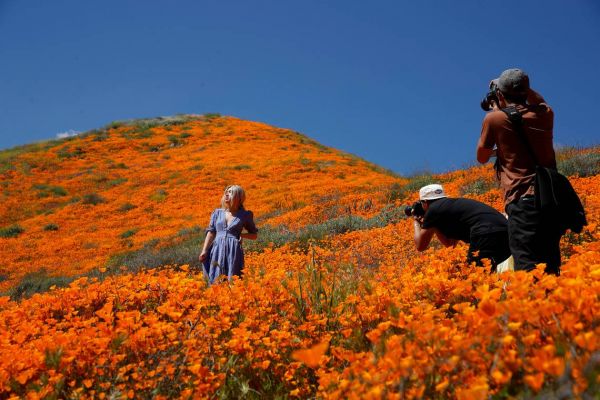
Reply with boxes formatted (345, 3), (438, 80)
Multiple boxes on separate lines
(502, 106), (587, 233)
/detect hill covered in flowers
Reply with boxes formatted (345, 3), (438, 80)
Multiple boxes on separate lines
(0, 115), (599, 399)
(0, 115), (400, 292)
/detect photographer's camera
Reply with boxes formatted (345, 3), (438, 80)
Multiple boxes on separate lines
(480, 80), (499, 111)
(404, 201), (425, 217)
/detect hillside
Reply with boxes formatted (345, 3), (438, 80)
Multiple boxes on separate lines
(0, 115), (599, 399)
(0, 115), (401, 291)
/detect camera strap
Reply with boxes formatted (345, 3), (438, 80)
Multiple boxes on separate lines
(501, 106), (539, 166)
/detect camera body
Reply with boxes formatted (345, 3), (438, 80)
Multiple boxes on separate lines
(481, 81), (499, 111)
(404, 201), (425, 217)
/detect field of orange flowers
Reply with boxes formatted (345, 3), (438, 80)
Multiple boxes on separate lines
(0, 115), (599, 398)
(0, 115), (400, 291)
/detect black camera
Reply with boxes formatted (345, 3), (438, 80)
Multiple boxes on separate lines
(480, 80), (499, 111)
(404, 201), (425, 217)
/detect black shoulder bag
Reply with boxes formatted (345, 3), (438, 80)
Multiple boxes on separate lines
(501, 106), (587, 233)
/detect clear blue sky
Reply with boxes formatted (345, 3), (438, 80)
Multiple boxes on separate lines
(1, 1), (599, 174)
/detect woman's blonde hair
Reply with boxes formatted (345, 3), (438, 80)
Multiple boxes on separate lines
(221, 185), (246, 210)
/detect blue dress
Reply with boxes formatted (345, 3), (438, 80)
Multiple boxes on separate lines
(202, 208), (258, 284)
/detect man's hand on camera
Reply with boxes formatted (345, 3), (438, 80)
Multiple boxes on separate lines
(414, 215), (424, 226)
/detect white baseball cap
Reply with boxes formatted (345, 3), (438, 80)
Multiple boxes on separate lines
(419, 184), (447, 201)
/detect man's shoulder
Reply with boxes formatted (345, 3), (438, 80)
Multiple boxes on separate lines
(528, 103), (553, 117)
(428, 197), (451, 212)
(483, 110), (507, 126)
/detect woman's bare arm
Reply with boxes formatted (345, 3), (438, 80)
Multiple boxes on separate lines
(199, 231), (216, 261)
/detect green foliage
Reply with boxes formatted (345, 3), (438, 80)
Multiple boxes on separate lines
(43, 223), (59, 231)
(178, 226), (202, 237)
(44, 348), (63, 370)
(0, 140), (65, 173)
(144, 143), (163, 152)
(386, 173), (436, 203)
(107, 236), (203, 272)
(244, 205), (405, 253)
(57, 146), (85, 159)
(103, 205), (404, 274)
(315, 160), (336, 171)
(105, 115), (201, 133)
(150, 189), (168, 202)
(119, 203), (137, 212)
(557, 151), (600, 177)
(108, 162), (128, 169)
(106, 177), (128, 188)
(123, 125), (155, 139)
(82, 193), (107, 205)
(231, 164), (251, 170)
(91, 130), (110, 142)
(7, 269), (75, 301)
(167, 135), (183, 147)
(106, 121), (125, 130)
(33, 184), (68, 198)
(0, 224), (24, 238)
(204, 113), (221, 120)
(167, 132), (192, 147)
(120, 229), (138, 239)
(459, 178), (497, 196)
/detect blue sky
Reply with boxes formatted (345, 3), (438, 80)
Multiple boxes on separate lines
(1, 1), (599, 174)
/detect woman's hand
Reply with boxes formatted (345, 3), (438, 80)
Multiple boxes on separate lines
(199, 250), (208, 262)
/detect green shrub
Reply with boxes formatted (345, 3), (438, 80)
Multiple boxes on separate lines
(150, 189), (168, 202)
(167, 135), (182, 147)
(7, 269), (74, 301)
(245, 205), (405, 253)
(120, 229), (138, 239)
(121, 126), (154, 140)
(106, 205), (406, 273)
(385, 174), (438, 203)
(33, 184), (68, 197)
(106, 178), (128, 188)
(231, 164), (251, 170)
(204, 113), (221, 120)
(92, 130), (110, 142)
(106, 121), (125, 130)
(82, 193), (107, 205)
(43, 223), (59, 231)
(459, 178), (497, 196)
(386, 182), (404, 203)
(0, 224), (24, 238)
(119, 203), (137, 212)
(178, 226), (202, 237)
(57, 146), (85, 159)
(167, 133), (192, 147)
(558, 151), (600, 177)
(107, 236), (203, 272)
(109, 162), (128, 169)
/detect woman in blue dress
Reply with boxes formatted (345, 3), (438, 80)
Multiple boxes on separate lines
(199, 185), (258, 284)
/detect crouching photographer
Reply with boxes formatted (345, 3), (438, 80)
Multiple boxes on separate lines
(409, 184), (511, 271)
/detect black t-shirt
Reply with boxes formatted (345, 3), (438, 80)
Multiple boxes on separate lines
(422, 198), (507, 243)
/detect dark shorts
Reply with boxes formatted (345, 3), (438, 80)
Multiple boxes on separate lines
(467, 230), (511, 271)
(506, 195), (563, 275)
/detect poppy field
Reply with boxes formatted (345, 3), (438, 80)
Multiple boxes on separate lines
(0, 115), (599, 398)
